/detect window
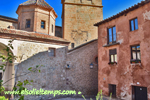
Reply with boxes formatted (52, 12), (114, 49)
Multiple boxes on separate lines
(48, 48), (55, 57)
(109, 84), (116, 98)
(26, 19), (31, 28)
(71, 43), (75, 49)
(108, 26), (116, 44)
(109, 49), (117, 63)
(131, 45), (141, 63)
(130, 18), (138, 31)
(41, 20), (45, 29)
(52, 24), (53, 33)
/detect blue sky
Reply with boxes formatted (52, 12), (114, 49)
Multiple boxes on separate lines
(0, 0), (143, 26)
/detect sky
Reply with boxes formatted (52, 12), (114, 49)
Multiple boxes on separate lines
(0, 0), (143, 26)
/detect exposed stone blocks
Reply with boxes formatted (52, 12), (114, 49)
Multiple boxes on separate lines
(0, 20), (18, 29)
(16, 46), (67, 100)
(66, 40), (98, 96)
(15, 40), (98, 100)
(62, 0), (103, 48)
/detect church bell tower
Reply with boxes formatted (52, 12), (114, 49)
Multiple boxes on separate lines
(61, 0), (103, 49)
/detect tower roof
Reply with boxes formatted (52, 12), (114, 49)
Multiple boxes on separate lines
(20, 0), (52, 9)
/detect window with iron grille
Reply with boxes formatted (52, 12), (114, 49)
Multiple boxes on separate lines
(41, 20), (45, 29)
(26, 19), (31, 28)
(108, 26), (116, 44)
(130, 18), (138, 31)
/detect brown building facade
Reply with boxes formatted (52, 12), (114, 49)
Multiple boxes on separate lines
(16, 0), (57, 36)
(61, 0), (103, 49)
(95, 0), (150, 100)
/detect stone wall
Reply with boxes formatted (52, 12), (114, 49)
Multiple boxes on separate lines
(66, 40), (98, 96)
(16, 47), (68, 100)
(0, 38), (65, 93)
(97, 2), (150, 100)
(15, 39), (98, 100)
(55, 26), (62, 38)
(62, 0), (103, 48)
(0, 20), (18, 29)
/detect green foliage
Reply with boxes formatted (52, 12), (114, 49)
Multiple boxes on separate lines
(0, 39), (44, 100)
(0, 86), (5, 93)
(0, 96), (8, 100)
(82, 90), (112, 100)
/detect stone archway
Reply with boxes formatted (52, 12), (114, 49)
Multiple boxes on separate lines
(0, 42), (15, 91)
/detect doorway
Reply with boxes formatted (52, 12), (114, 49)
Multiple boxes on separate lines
(132, 86), (148, 100)
(109, 84), (116, 98)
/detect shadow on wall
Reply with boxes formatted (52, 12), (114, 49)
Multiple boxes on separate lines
(15, 40), (98, 99)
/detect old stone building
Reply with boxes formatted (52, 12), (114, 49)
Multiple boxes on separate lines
(0, 0), (70, 95)
(0, 0), (99, 99)
(95, 0), (150, 100)
(0, 28), (69, 92)
(61, 0), (103, 49)
(16, 39), (98, 100)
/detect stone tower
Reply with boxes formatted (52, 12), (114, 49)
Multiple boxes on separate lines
(16, 0), (57, 36)
(61, 0), (103, 49)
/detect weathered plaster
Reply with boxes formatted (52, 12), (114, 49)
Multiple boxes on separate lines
(143, 10), (150, 21)
(98, 3), (150, 100)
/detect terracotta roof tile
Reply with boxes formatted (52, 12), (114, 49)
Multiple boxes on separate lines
(94, 0), (150, 26)
(20, 0), (52, 9)
(0, 15), (18, 22)
(0, 28), (70, 44)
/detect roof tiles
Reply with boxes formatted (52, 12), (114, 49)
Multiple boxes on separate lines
(20, 0), (52, 9)
(0, 28), (70, 44)
(94, 0), (150, 26)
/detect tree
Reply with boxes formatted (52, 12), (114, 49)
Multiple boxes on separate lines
(0, 39), (44, 100)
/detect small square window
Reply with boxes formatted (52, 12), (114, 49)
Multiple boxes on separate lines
(131, 45), (141, 63)
(41, 20), (45, 29)
(109, 49), (117, 63)
(109, 84), (116, 98)
(48, 48), (55, 57)
(108, 26), (116, 44)
(71, 43), (75, 49)
(130, 18), (138, 31)
(26, 19), (31, 28)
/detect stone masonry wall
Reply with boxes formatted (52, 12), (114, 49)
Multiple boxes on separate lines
(0, 20), (18, 29)
(15, 40), (98, 100)
(66, 40), (98, 96)
(16, 47), (68, 100)
(62, 0), (103, 48)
